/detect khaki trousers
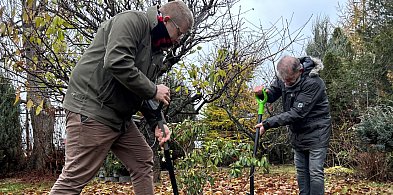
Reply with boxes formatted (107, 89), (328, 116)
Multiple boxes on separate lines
(50, 111), (154, 195)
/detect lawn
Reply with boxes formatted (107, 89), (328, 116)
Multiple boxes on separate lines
(0, 165), (392, 194)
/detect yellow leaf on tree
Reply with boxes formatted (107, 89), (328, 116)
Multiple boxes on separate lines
(0, 22), (6, 34)
(13, 87), (21, 105)
(176, 86), (182, 92)
(0, 6), (4, 18)
(26, 99), (34, 111)
(35, 100), (44, 115)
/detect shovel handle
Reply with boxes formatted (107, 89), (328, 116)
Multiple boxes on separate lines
(250, 88), (267, 195)
(255, 89), (268, 115)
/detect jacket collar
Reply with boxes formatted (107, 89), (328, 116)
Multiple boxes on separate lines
(147, 6), (159, 30)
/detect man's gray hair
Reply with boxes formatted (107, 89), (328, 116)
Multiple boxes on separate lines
(159, 1), (194, 32)
(276, 56), (302, 80)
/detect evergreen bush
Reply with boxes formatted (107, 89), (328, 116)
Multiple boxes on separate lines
(0, 75), (23, 175)
(355, 105), (393, 180)
(356, 105), (393, 152)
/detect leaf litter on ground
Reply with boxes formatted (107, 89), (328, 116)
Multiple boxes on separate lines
(0, 166), (392, 194)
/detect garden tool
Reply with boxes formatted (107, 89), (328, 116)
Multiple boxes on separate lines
(145, 100), (179, 195)
(248, 89), (267, 195)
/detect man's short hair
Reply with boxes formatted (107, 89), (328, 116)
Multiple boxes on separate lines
(159, 1), (194, 32)
(276, 56), (302, 80)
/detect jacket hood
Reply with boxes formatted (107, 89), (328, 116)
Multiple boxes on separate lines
(299, 56), (324, 77)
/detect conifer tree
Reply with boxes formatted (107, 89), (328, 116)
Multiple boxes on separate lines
(0, 74), (23, 175)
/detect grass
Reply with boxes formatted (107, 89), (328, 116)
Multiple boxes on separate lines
(269, 164), (297, 174)
(0, 182), (26, 193)
(0, 179), (53, 194)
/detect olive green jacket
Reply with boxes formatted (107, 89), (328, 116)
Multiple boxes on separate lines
(63, 6), (164, 131)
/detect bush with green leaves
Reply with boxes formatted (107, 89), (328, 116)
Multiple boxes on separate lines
(172, 120), (269, 194)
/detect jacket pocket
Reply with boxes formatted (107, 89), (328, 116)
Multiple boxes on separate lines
(80, 114), (89, 123)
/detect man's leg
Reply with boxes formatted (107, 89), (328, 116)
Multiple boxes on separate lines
(111, 121), (154, 195)
(50, 111), (119, 194)
(309, 147), (327, 195)
(294, 149), (310, 195)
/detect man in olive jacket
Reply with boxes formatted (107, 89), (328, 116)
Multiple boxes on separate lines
(50, 1), (194, 194)
(254, 56), (331, 195)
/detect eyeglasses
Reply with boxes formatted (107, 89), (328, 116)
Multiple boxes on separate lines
(169, 18), (185, 40)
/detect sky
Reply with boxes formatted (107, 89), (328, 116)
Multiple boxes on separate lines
(240, 0), (347, 56)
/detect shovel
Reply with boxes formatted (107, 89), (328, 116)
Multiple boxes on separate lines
(145, 100), (179, 195)
(248, 89), (267, 195)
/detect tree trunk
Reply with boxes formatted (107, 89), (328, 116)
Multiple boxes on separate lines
(23, 0), (56, 172)
(28, 95), (55, 172)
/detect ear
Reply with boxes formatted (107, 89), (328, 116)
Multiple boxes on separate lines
(163, 16), (171, 22)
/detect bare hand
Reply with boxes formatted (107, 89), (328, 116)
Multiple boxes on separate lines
(255, 123), (266, 135)
(155, 84), (171, 105)
(253, 85), (265, 96)
(155, 124), (171, 146)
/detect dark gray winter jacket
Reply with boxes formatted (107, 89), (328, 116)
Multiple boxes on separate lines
(262, 57), (331, 150)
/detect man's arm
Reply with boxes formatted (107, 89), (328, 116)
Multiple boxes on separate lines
(263, 79), (324, 130)
(103, 12), (157, 99)
(265, 79), (283, 103)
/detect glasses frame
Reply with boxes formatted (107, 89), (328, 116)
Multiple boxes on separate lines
(169, 18), (185, 40)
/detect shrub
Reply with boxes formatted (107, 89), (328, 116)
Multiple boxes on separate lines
(355, 151), (391, 180)
(102, 152), (127, 177)
(356, 105), (393, 152)
(0, 75), (23, 176)
(355, 105), (393, 180)
(176, 138), (269, 194)
(172, 120), (269, 194)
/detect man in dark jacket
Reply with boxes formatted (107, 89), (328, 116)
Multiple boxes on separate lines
(50, 1), (194, 195)
(254, 55), (331, 195)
